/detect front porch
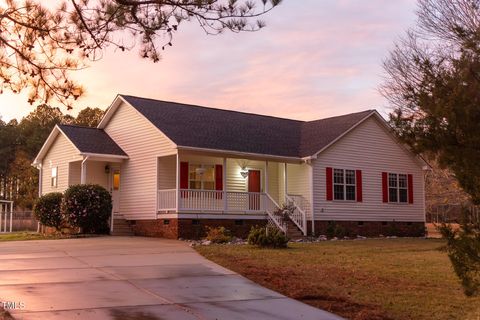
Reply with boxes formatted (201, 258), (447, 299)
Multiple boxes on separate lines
(156, 150), (312, 235)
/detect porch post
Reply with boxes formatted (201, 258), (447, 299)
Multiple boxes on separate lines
(284, 163), (288, 201)
(80, 156), (88, 184)
(308, 162), (315, 236)
(265, 161), (269, 194)
(223, 157), (227, 211)
(176, 152), (180, 212)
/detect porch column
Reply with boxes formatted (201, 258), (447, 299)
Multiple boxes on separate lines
(265, 161), (269, 194)
(176, 153), (180, 212)
(308, 162), (315, 236)
(80, 157), (88, 184)
(284, 163), (288, 200)
(223, 157), (227, 211)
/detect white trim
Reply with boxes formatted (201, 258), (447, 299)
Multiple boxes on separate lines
(79, 152), (129, 159)
(178, 145), (302, 163)
(308, 162), (315, 236)
(38, 162), (43, 196)
(33, 125), (82, 165)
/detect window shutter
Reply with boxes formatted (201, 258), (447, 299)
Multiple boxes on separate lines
(180, 162), (189, 189)
(408, 174), (414, 204)
(215, 165), (223, 191)
(326, 167), (333, 201)
(356, 170), (362, 202)
(382, 172), (388, 203)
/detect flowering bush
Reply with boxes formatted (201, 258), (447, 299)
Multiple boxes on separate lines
(63, 184), (111, 234)
(33, 192), (64, 231)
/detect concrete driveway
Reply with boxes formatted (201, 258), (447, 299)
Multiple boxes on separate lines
(0, 237), (342, 320)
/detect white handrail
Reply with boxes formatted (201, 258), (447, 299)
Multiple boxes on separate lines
(263, 193), (286, 233)
(285, 194), (307, 235)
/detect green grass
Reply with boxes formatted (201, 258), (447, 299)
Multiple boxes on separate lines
(0, 232), (60, 242)
(196, 239), (480, 320)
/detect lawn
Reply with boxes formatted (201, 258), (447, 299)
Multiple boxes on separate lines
(0, 232), (49, 242)
(196, 239), (480, 320)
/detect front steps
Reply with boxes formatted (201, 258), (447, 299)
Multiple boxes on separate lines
(285, 220), (305, 239)
(111, 216), (134, 236)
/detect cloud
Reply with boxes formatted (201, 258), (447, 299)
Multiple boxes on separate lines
(0, 0), (417, 122)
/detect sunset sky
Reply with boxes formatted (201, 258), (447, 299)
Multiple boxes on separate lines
(0, 0), (417, 122)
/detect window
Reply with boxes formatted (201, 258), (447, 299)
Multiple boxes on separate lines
(189, 164), (215, 190)
(113, 170), (120, 190)
(51, 167), (58, 187)
(333, 168), (356, 201)
(388, 173), (408, 203)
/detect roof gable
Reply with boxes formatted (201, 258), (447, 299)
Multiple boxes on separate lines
(57, 125), (127, 157)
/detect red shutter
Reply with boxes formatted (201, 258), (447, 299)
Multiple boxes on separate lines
(326, 167), (333, 201)
(215, 165), (223, 191)
(408, 174), (414, 204)
(356, 170), (362, 202)
(180, 162), (189, 189)
(382, 172), (388, 203)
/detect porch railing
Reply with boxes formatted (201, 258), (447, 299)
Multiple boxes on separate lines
(157, 189), (268, 213)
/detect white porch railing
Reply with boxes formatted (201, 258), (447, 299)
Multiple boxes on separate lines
(0, 200), (13, 233)
(285, 194), (307, 235)
(157, 189), (177, 211)
(157, 189), (268, 213)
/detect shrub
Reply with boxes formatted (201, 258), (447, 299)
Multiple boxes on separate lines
(326, 221), (347, 239)
(63, 184), (112, 234)
(33, 192), (64, 231)
(205, 226), (232, 243)
(247, 226), (289, 248)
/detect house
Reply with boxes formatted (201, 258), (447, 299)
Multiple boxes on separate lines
(33, 95), (428, 239)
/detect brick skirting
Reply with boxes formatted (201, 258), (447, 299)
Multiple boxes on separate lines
(308, 220), (425, 237)
(131, 218), (425, 239)
(131, 218), (266, 239)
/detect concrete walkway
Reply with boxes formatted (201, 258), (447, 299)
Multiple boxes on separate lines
(0, 237), (342, 320)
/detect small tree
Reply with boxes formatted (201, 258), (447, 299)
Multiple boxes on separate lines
(33, 192), (64, 231)
(439, 208), (480, 296)
(63, 184), (112, 234)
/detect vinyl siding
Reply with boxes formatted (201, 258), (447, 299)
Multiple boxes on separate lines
(286, 163), (312, 217)
(85, 161), (109, 189)
(312, 116), (425, 222)
(158, 155), (176, 190)
(41, 134), (82, 194)
(104, 101), (176, 219)
(69, 161), (81, 186)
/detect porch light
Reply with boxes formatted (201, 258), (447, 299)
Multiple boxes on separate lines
(105, 165), (110, 174)
(240, 168), (248, 179)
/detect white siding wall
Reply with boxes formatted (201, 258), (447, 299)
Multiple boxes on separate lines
(104, 101), (176, 219)
(69, 161), (81, 186)
(312, 117), (425, 222)
(41, 134), (82, 194)
(286, 163), (312, 216)
(158, 155), (176, 190)
(85, 161), (109, 188)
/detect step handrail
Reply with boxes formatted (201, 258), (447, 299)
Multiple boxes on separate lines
(263, 193), (287, 234)
(285, 194), (307, 236)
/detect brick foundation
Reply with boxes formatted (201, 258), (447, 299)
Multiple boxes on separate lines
(132, 218), (425, 239)
(131, 218), (266, 239)
(308, 220), (425, 237)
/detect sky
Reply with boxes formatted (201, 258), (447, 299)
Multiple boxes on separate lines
(0, 0), (418, 123)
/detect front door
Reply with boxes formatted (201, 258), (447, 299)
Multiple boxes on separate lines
(248, 170), (261, 210)
(111, 168), (120, 213)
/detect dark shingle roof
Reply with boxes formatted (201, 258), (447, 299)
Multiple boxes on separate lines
(58, 125), (127, 156)
(121, 95), (375, 158)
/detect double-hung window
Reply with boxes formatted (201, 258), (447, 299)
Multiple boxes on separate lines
(388, 173), (408, 203)
(189, 164), (215, 190)
(333, 168), (356, 201)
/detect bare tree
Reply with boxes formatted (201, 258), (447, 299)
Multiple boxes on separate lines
(0, 0), (281, 108)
